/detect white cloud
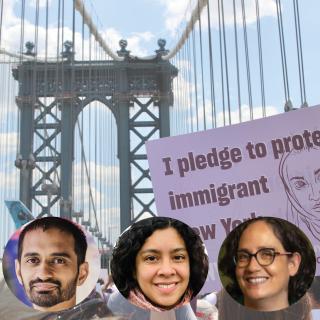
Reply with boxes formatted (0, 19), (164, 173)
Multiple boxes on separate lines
(73, 161), (119, 186)
(188, 102), (279, 129)
(215, 104), (279, 126)
(172, 73), (195, 107)
(160, 0), (277, 37)
(0, 132), (18, 155)
(207, 0), (277, 29)
(1, 0), (278, 60)
(0, 106), (18, 128)
(1, 0), (20, 28)
(132, 31), (155, 43)
(73, 183), (105, 211)
(96, 207), (120, 244)
(0, 169), (19, 191)
(28, 0), (53, 8)
(72, 161), (119, 210)
(1, 3), (155, 59)
(159, 0), (193, 36)
(102, 28), (156, 57)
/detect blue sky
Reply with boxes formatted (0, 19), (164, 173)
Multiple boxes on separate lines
(3, 0), (319, 112)
(74, 0), (320, 110)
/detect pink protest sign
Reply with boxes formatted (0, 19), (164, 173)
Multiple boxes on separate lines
(146, 105), (320, 293)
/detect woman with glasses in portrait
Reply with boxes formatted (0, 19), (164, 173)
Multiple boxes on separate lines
(218, 216), (315, 312)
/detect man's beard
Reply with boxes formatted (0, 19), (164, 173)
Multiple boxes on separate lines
(24, 274), (78, 308)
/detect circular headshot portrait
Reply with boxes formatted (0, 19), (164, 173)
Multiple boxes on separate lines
(2, 216), (100, 312)
(218, 216), (316, 312)
(111, 216), (209, 311)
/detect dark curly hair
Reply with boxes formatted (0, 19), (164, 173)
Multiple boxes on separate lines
(110, 216), (208, 299)
(218, 216), (316, 306)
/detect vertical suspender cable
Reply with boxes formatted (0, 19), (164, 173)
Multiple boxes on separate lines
(241, 0), (253, 119)
(187, 36), (194, 133)
(220, 0), (231, 124)
(44, 0), (50, 190)
(182, 43), (187, 134)
(17, 0), (26, 172)
(276, 0), (290, 108)
(80, 0), (85, 224)
(72, 0), (76, 57)
(109, 108), (113, 243)
(97, 22), (103, 238)
(232, 0), (242, 123)
(293, 0), (307, 107)
(0, 60), (4, 205)
(174, 52), (180, 134)
(33, 0), (39, 212)
(45, 0), (49, 67)
(179, 49), (183, 134)
(54, 0), (62, 206)
(255, 0), (266, 116)
(0, 0), (4, 47)
(94, 66), (98, 231)
(4, 57), (11, 202)
(183, 40), (189, 133)
(56, 0), (61, 60)
(217, 0), (225, 126)
(71, 0), (76, 218)
(206, 0), (217, 128)
(191, 28), (199, 131)
(87, 4), (92, 227)
(171, 56), (175, 134)
(197, 1), (207, 130)
(60, 1), (66, 218)
(177, 50), (182, 134)
(102, 102), (106, 243)
(0, 62), (4, 181)
(94, 99), (97, 230)
(61, 0), (65, 107)
(19, 0), (26, 63)
(34, 0), (39, 56)
(180, 44), (186, 134)
(61, 0), (65, 50)
(98, 61), (102, 243)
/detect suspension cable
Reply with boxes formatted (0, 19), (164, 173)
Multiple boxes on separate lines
(255, 0), (266, 116)
(162, 0), (208, 61)
(191, 27), (199, 131)
(276, 0), (290, 106)
(197, 0), (207, 130)
(221, 0), (231, 124)
(206, 0), (216, 128)
(0, 0), (4, 48)
(74, 0), (122, 61)
(293, 0), (307, 107)
(232, 0), (242, 123)
(241, 0), (253, 119)
(217, 0), (226, 126)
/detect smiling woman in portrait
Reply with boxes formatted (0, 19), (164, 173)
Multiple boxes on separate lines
(110, 217), (208, 312)
(218, 216), (315, 312)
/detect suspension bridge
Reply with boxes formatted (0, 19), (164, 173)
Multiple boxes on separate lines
(0, 0), (319, 268)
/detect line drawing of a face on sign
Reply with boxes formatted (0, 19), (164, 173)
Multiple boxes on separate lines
(279, 146), (320, 241)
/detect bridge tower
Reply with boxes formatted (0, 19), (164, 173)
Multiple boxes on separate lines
(13, 40), (177, 232)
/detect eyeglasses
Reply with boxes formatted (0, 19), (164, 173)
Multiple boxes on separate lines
(234, 248), (293, 267)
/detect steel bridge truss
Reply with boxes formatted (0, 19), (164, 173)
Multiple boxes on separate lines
(13, 42), (177, 232)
